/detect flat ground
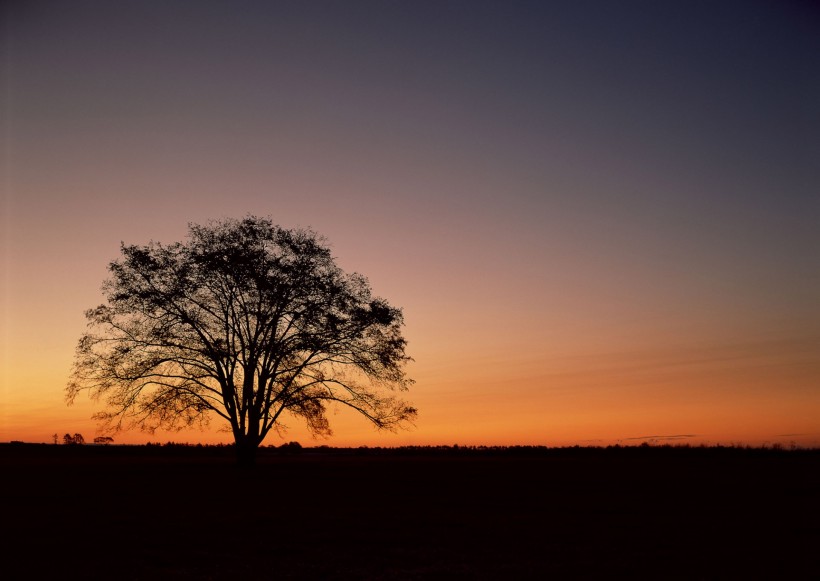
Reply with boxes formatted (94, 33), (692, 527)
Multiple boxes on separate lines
(2, 444), (818, 579)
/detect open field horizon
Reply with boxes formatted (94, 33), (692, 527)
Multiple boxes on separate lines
(5, 439), (820, 452)
(5, 412), (820, 450)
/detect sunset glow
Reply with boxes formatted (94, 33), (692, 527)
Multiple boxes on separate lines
(2, 0), (819, 448)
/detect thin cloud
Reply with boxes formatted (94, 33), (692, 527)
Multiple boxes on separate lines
(623, 434), (697, 441)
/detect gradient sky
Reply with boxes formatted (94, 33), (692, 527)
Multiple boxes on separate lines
(2, 0), (819, 447)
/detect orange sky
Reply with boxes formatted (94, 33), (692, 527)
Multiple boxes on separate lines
(2, 1), (819, 448)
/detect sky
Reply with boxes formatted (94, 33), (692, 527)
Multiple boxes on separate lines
(2, 0), (819, 447)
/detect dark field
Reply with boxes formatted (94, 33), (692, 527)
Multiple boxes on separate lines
(2, 444), (819, 579)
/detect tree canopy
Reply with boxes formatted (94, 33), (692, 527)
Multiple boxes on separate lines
(67, 216), (415, 464)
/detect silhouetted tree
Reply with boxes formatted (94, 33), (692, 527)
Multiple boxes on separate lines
(63, 433), (84, 445)
(279, 441), (303, 453)
(93, 436), (114, 445)
(67, 216), (415, 465)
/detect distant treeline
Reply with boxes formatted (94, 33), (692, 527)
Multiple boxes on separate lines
(3, 440), (818, 458)
(300, 442), (820, 457)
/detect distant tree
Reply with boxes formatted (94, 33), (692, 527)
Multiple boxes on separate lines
(52, 433), (58, 445)
(63, 433), (84, 445)
(279, 441), (303, 453)
(67, 216), (415, 466)
(93, 436), (114, 445)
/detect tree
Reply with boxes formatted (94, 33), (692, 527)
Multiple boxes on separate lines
(63, 433), (84, 445)
(67, 216), (415, 465)
(94, 436), (115, 445)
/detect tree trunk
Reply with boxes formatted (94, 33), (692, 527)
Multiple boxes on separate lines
(235, 436), (258, 468)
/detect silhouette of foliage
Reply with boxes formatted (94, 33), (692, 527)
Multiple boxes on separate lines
(67, 216), (415, 465)
(63, 433), (85, 445)
(279, 441), (303, 454)
(93, 436), (114, 445)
